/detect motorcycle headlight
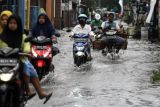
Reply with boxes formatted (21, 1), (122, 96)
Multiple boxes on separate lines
(32, 47), (38, 57)
(76, 46), (85, 51)
(96, 34), (102, 39)
(43, 48), (52, 57)
(0, 72), (14, 82)
(76, 52), (85, 56)
(0, 64), (19, 82)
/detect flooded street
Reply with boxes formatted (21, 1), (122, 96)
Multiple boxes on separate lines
(26, 31), (160, 107)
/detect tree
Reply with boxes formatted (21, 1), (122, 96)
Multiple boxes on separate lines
(81, 0), (96, 10)
(96, 0), (121, 12)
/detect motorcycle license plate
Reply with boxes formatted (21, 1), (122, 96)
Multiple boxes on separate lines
(0, 58), (18, 66)
(74, 38), (88, 43)
(36, 46), (47, 50)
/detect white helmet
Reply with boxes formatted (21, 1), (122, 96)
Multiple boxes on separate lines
(95, 14), (101, 20)
(78, 14), (88, 20)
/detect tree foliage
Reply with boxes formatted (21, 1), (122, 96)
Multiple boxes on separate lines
(81, 0), (96, 10)
(95, 0), (123, 12)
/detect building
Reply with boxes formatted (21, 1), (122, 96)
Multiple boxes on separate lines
(159, 0), (160, 39)
(0, 0), (80, 29)
(39, 0), (79, 29)
(61, 0), (79, 28)
(0, 0), (25, 28)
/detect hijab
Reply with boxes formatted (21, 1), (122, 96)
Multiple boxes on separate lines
(0, 15), (23, 49)
(31, 13), (55, 38)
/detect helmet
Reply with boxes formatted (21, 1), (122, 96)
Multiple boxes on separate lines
(78, 14), (88, 21)
(95, 14), (101, 20)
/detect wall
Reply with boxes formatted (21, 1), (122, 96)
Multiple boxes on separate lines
(46, 0), (52, 20)
(54, 0), (62, 29)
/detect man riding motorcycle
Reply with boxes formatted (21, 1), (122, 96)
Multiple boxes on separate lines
(70, 14), (94, 61)
(101, 13), (126, 55)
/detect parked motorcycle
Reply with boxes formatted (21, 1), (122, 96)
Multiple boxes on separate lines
(28, 36), (54, 79)
(0, 47), (28, 107)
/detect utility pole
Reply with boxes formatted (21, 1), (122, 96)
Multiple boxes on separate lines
(26, 0), (30, 30)
(18, 0), (25, 29)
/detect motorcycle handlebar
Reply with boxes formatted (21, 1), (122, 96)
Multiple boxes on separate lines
(19, 53), (31, 57)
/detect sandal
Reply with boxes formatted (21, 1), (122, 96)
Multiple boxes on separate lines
(43, 93), (52, 104)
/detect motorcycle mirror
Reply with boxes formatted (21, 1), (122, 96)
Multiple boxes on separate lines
(66, 29), (72, 32)
(55, 30), (61, 37)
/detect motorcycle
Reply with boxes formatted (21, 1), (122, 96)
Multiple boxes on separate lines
(0, 47), (28, 107)
(28, 36), (54, 79)
(72, 33), (91, 67)
(94, 29), (118, 60)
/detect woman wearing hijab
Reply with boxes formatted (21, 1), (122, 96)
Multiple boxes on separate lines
(0, 15), (52, 104)
(0, 10), (12, 33)
(30, 13), (59, 56)
(31, 13), (55, 38)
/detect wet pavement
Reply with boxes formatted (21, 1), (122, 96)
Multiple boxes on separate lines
(26, 31), (160, 107)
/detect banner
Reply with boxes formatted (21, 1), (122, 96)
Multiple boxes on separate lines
(119, 0), (124, 14)
(146, 0), (157, 23)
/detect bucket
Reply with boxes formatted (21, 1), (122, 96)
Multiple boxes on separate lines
(127, 27), (136, 36)
(141, 27), (148, 41)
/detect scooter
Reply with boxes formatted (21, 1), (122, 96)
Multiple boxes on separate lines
(29, 36), (54, 79)
(0, 47), (28, 107)
(73, 34), (91, 67)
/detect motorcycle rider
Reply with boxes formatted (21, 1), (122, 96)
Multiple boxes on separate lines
(0, 10), (12, 33)
(30, 11), (59, 56)
(116, 13), (128, 50)
(70, 14), (94, 61)
(101, 13), (126, 55)
(0, 15), (52, 104)
(91, 13), (103, 28)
